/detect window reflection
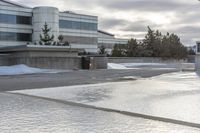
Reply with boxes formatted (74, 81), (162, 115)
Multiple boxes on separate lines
(198, 44), (200, 53)
(0, 32), (32, 41)
(63, 35), (97, 44)
(59, 20), (97, 31)
(0, 13), (32, 25)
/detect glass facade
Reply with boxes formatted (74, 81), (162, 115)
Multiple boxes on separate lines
(0, 13), (32, 25)
(0, 32), (32, 41)
(198, 44), (200, 53)
(63, 35), (97, 44)
(98, 43), (114, 49)
(59, 20), (97, 31)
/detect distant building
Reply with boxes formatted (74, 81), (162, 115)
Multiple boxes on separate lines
(98, 30), (128, 54)
(195, 42), (200, 70)
(196, 42), (200, 54)
(0, 0), (127, 53)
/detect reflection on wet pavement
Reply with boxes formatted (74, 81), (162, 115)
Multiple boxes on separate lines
(12, 72), (200, 125)
(2, 92), (200, 133)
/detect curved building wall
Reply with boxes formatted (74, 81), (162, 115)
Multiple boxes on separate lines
(33, 7), (59, 43)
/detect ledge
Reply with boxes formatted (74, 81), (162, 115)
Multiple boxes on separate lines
(0, 45), (83, 58)
(0, 45), (84, 53)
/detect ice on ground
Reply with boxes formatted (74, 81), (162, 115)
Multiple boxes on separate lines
(12, 72), (200, 124)
(2, 93), (199, 133)
(0, 64), (70, 75)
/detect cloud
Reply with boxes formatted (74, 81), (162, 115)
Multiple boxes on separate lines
(11, 0), (200, 46)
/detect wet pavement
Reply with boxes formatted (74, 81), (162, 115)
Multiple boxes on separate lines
(12, 72), (200, 126)
(2, 92), (200, 133)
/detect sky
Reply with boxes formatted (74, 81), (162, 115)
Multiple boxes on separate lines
(12, 0), (200, 46)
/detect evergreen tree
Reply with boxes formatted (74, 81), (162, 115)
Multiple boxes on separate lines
(143, 26), (154, 56)
(126, 38), (138, 57)
(111, 26), (188, 59)
(98, 45), (107, 55)
(111, 44), (127, 57)
(58, 35), (64, 43)
(40, 22), (54, 45)
(161, 33), (187, 59)
(63, 41), (70, 46)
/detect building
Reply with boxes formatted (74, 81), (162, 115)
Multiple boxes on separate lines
(195, 42), (200, 70)
(98, 30), (128, 54)
(0, 0), (98, 53)
(0, 0), (128, 54)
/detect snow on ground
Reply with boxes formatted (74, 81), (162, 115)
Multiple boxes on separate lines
(121, 63), (166, 67)
(107, 63), (128, 69)
(108, 63), (166, 69)
(0, 64), (70, 75)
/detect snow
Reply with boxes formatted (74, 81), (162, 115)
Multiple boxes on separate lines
(0, 64), (69, 75)
(121, 63), (166, 67)
(108, 63), (166, 69)
(107, 63), (128, 69)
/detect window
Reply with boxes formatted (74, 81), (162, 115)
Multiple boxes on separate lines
(0, 32), (32, 41)
(198, 44), (200, 53)
(63, 35), (97, 44)
(59, 20), (97, 31)
(0, 13), (32, 25)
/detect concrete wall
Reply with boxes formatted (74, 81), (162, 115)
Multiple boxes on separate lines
(0, 46), (108, 70)
(195, 54), (200, 70)
(188, 55), (195, 63)
(0, 56), (81, 69)
(90, 57), (108, 69)
(0, 54), (12, 66)
(0, 46), (82, 69)
(14, 57), (82, 69)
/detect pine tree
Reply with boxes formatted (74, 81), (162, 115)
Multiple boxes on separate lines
(40, 22), (54, 45)
(98, 45), (107, 55)
(112, 44), (127, 57)
(126, 38), (138, 57)
(58, 35), (64, 43)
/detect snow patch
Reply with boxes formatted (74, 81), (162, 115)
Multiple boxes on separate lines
(0, 64), (69, 75)
(108, 63), (167, 69)
(108, 63), (128, 69)
(121, 63), (166, 67)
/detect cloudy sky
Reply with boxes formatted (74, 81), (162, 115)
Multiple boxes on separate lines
(12, 0), (200, 46)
